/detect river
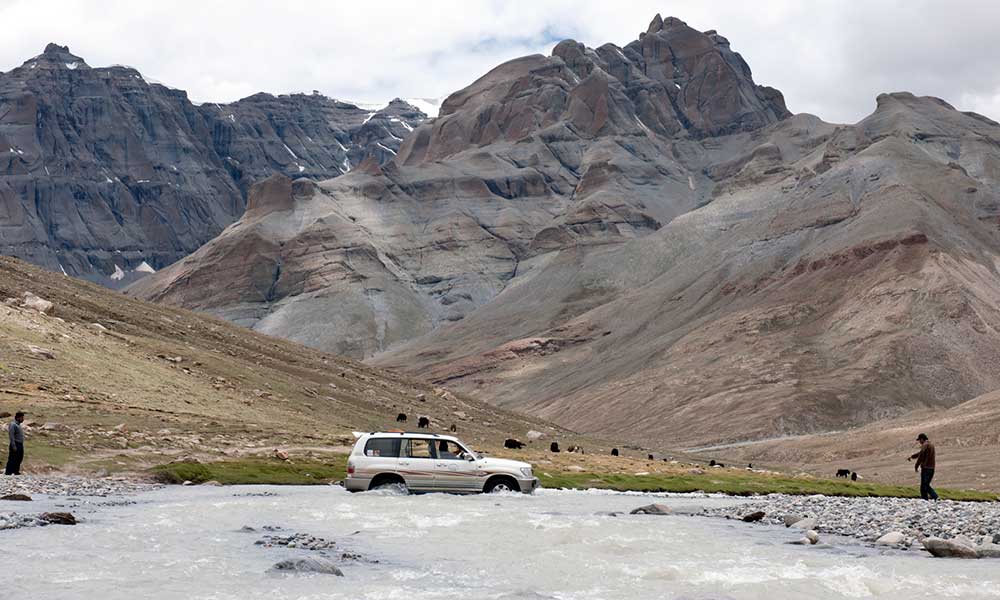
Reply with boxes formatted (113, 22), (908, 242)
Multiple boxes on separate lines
(7, 485), (1000, 599)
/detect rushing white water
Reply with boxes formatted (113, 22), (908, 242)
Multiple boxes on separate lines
(7, 486), (1000, 599)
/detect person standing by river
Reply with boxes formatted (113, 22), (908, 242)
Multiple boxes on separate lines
(908, 433), (938, 500)
(5, 411), (25, 476)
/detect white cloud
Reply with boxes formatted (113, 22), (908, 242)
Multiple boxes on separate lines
(3, 0), (999, 124)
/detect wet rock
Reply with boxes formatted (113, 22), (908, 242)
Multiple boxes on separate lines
(806, 530), (820, 545)
(790, 518), (816, 530)
(976, 543), (1000, 559)
(594, 511), (624, 517)
(876, 531), (906, 546)
(256, 532), (336, 551)
(269, 557), (344, 576)
(0, 493), (32, 501)
(923, 537), (978, 559)
(742, 511), (766, 523)
(629, 504), (672, 516)
(782, 514), (806, 527)
(40, 512), (77, 525)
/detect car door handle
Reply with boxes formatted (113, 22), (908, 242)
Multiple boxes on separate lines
(399, 460), (411, 466)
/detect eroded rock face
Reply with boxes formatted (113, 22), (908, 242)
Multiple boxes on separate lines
(0, 44), (425, 286)
(130, 16), (790, 357)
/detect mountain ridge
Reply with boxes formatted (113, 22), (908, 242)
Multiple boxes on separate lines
(0, 43), (426, 286)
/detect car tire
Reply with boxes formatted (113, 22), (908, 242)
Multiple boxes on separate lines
(484, 476), (519, 494)
(369, 475), (408, 493)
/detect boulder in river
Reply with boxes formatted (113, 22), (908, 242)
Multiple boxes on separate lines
(876, 532), (906, 546)
(976, 542), (1000, 559)
(790, 518), (816, 530)
(922, 537), (979, 559)
(270, 557), (344, 576)
(0, 494), (32, 501)
(782, 514), (805, 527)
(742, 511), (766, 523)
(630, 504), (672, 515)
(40, 512), (77, 525)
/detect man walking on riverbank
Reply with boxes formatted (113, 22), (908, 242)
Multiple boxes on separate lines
(5, 411), (25, 476)
(908, 433), (938, 500)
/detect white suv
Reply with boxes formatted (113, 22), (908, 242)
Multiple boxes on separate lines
(345, 432), (539, 494)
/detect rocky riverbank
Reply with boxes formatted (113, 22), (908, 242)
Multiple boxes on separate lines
(0, 475), (157, 531)
(697, 494), (1000, 556)
(0, 475), (156, 498)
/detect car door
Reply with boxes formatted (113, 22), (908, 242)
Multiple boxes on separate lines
(399, 437), (437, 491)
(361, 437), (401, 486)
(433, 440), (481, 492)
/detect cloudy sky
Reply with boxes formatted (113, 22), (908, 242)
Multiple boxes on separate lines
(3, 0), (999, 123)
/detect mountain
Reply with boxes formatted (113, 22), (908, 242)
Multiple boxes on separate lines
(130, 16), (1000, 452)
(0, 43), (426, 286)
(129, 15), (791, 354)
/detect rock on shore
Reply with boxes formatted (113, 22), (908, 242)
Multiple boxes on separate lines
(700, 494), (1000, 553)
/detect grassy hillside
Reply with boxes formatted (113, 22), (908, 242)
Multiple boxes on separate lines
(0, 256), (569, 474)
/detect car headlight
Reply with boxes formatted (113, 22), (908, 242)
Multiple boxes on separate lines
(520, 467), (533, 478)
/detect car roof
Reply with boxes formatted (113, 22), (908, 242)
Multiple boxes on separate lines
(363, 431), (462, 442)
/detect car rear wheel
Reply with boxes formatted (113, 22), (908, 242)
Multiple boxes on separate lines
(484, 476), (518, 494)
(369, 474), (409, 494)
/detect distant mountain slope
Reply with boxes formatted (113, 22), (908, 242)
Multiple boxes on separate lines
(0, 44), (425, 286)
(0, 255), (554, 470)
(129, 15), (792, 356)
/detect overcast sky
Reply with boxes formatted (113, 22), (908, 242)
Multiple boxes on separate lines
(3, 0), (999, 124)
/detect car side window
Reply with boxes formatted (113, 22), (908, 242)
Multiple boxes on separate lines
(436, 440), (465, 460)
(364, 438), (400, 458)
(406, 439), (435, 459)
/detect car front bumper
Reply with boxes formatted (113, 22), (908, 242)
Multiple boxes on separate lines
(517, 477), (540, 493)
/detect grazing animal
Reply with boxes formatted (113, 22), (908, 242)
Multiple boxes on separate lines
(449, 423), (457, 433)
(709, 460), (717, 467)
(417, 416), (430, 429)
(647, 454), (654, 460)
(851, 471), (858, 481)
(747, 463), (753, 470)
(504, 438), (525, 450)
(567, 445), (585, 454)
(611, 448), (619, 457)
(550, 442), (560, 453)
(836, 469), (851, 478)
(396, 413), (407, 423)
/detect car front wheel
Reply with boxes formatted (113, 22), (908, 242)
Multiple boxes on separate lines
(484, 476), (518, 494)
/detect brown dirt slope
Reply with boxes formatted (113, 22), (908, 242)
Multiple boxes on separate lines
(692, 390), (1000, 492)
(0, 256), (565, 473)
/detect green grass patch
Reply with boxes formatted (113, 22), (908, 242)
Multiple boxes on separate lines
(24, 443), (77, 468)
(538, 470), (998, 501)
(151, 458), (346, 485)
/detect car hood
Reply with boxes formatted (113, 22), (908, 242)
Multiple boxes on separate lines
(477, 457), (532, 471)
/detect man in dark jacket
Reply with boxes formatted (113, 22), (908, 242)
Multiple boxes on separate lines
(908, 433), (938, 500)
(5, 411), (25, 475)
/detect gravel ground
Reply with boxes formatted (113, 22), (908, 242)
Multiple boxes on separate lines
(0, 475), (156, 498)
(0, 475), (158, 531)
(701, 494), (1000, 548)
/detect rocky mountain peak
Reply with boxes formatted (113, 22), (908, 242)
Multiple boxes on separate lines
(28, 43), (89, 70)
